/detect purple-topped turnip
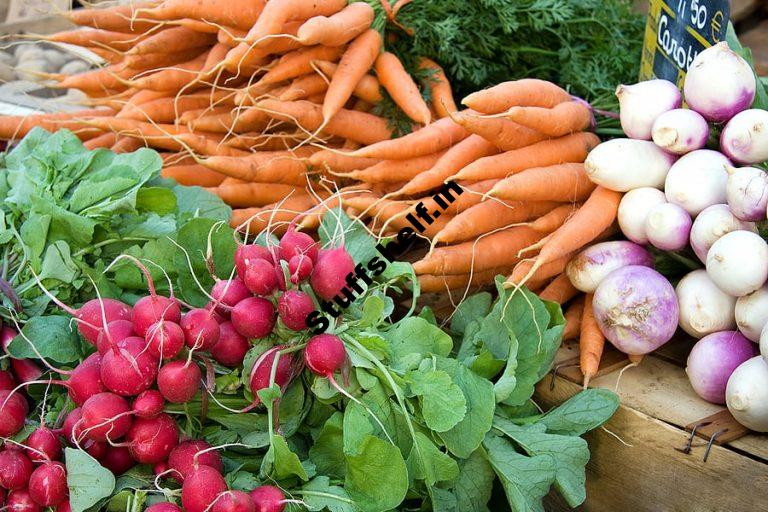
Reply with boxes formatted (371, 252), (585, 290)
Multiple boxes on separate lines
(651, 108), (709, 155)
(617, 187), (667, 244)
(686, 331), (757, 404)
(725, 165), (768, 221)
(689, 204), (756, 262)
(644, 202), (692, 251)
(720, 109), (768, 165)
(566, 241), (653, 293)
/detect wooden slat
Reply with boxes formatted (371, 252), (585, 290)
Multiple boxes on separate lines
(685, 409), (750, 445)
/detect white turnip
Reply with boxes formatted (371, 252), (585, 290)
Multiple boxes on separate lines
(616, 79), (681, 140)
(676, 270), (736, 338)
(644, 202), (692, 251)
(664, 150), (732, 216)
(706, 230), (768, 296)
(689, 204), (756, 262)
(725, 165), (768, 221)
(686, 331), (757, 404)
(651, 108), (709, 155)
(726, 356), (768, 431)
(720, 109), (768, 164)
(617, 187), (668, 244)
(584, 138), (677, 192)
(735, 285), (768, 342)
(566, 241), (652, 293)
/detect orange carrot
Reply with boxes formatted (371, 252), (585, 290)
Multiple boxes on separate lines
(375, 52), (431, 125)
(162, 164), (227, 187)
(504, 101), (594, 137)
(487, 163), (595, 202)
(240, 0), (347, 45)
(419, 266), (515, 292)
(538, 273), (580, 304)
(230, 194), (322, 235)
(580, 293), (604, 388)
(118, 93), (233, 122)
(127, 52), (210, 91)
(0, 109), (113, 140)
(562, 296), (584, 340)
(451, 110), (547, 151)
(506, 253), (574, 286)
(217, 26), (249, 47)
(452, 132), (600, 181)
(309, 149), (380, 173)
(418, 57), (457, 118)
(462, 79), (572, 113)
(199, 149), (314, 183)
(65, 2), (158, 32)
(342, 151), (446, 184)
(222, 21), (304, 73)
(526, 204), (581, 233)
(123, 48), (207, 70)
(139, 0), (266, 31)
(111, 136), (145, 153)
(297, 2), (375, 46)
(46, 29), (148, 52)
(129, 26), (216, 55)
(314, 60), (382, 104)
(223, 133), (303, 151)
(56, 65), (136, 93)
(349, 117), (467, 159)
(258, 46), (344, 87)
(343, 196), (451, 239)
(280, 74), (329, 101)
(83, 132), (118, 149)
(208, 181), (305, 208)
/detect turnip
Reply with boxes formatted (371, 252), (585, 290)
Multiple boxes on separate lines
(279, 226), (318, 262)
(180, 309), (221, 351)
(210, 278), (251, 316)
(25, 427), (62, 463)
(96, 320), (134, 355)
(0, 370), (14, 391)
(726, 356), (768, 431)
(249, 347), (294, 401)
(615, 79), (681, 140)
(310, 247), (356, 300)
(244, 259), (278, 296)
(146, 320), (185, 360)
(689, 204), (756, 262)
(720, 109), (768, 164)
(592, 266), (679, 355)
(684, 42), (756, 122)
(584, 139), (677, 192)
(277, 290), (315, 331)
(157, 361), (201, 404)
(212, 490), (255, 512)
(234, 244), (273, 280)
(706, 230), (768, 296)
(651, 108), (709, 154)
(6, 489), (41, 512)
(0, 449), (33, 489)
(210, 322), (250, 367)
(686, 331), (757, 404)
(664, 150), (733, 216)
(100, 446), (136, 475)
(126, 413), (178, 464)
(735, 285), (768, 341)
(167, 440), (223, 483)
(28, 461), (67, 506)
(676, 270), (736, 338)
(79, 392), (132, 442)
(566, 242), (652, 294)
(288, 254), (313, 284)
(249, 486), (285, 512)
(181, 465), (228, 512)
(100, 336), (158, 396)
(0, 390), (28, 437)
(725, 165), (768, 221)
(132, 390), (165, 419)
(616, 187), (667, 244)
(146, 503), (182, 512)
(231, 297), (275, 340)
(644, 202), (692, 251)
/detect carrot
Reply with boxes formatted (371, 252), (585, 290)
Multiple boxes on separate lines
(580, 293), (604, 388)
(419, 266), (515, 293)
(208, 181), (305, 208)
(314, 60), (382, 104)
(297, 184), (372, 229)
(162, 164), (226, 187)
(503, 101), (594, 137)
(343, 196), (451, 239)
(189, 109), (269, 134)
(129, 26), (216, 55)
(441, 179), (498, 215)
(118, 93), (233, 122)
(280, 74), (329, 101)
(178, 106), (232, 125)
(56, 65), (136, 93)
(349, 117), (467, 159)
(413, 226), (547, 275)
(418, 57), (457, 118)
(506, 253), (574, 286)
(462, 79), (572, 113)
(450, 110), (548, 151)
(297, 2), (375, 46)
(0, 109), (113, 140)
(223, 133), (303, 151)
(452, 132), (600, 181)
(525, 204), (581, 233)
(199, 149), (313, 184)
(65, 2), (158, 32)
(240, 0), (347, 45)
(395, 135), (497, 196)
(230, 194), (322, 235)
(124, 48), (207, 70)
(323, 29), (382, 123)
(83, 132), (118, 149)
(127, 52), (210, 92)
(434, 201), (561, 244)
(173, 19), (222, 34)
(562, 296), (584, 341)
(139, 0), (266, 31)
(217, 27), (249, 47)
(222, 21), (304, 73)
(111, 136), (145, 153)
(309, 149), (380, 173)
(258, 45), (345, 87)
(486, 163), (595, 203)
(538, 273), (580, 304)
(82, 47), (124, 64)
(45, 29), (148, 52)
(342, 151), (446, 184)
(375, 52), (431, 125)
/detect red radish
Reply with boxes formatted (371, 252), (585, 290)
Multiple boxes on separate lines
(132, 390), (165, 418)
(181, 465), (228, 512)
(64, 353), (106, 406)
(126, 413), (178, 464)
(180, 309), (221, 351)
(249, 486), (285, 512)
(304, 334), (347, 379)
(146, 321), (185, 360)
(211, 279), (251, 314)
(277, 291), (314, 331)
(244, 259), (278, 296)
(6, 489), (41, 512)
(2, 327), (43, 384)
(100, 337), (158, 396)
(274, 265), (287, 292)
(62, 409), (106, 460)
(55, 501), (70, 512)
(310, 247), (355, 300)
(210, 322), (250, 367)
(204, 303), (228, 324)
(288, 255), (313, 284)
(100, 446), (136, 475)
(168, 440), (223, 483)
(213, 490), (255, 512)
(114, 256), (180, 337)
(249, 347), (293, 400)
(0, 370), (15, 391)
(231, 298), (275, 339)
(79, 392), (132, 442)
(235, 244), (273, 280)
(0, 449), (33, 489)
(96, 320), (134, 355)
(25, 427), (62, 463)
(146, 504), (182, 512)
(0, 488), (5, 507)
(157, 361), (201, 404)
(27, 462), (67, 506)
(279, 226), (318, 262)
(0, 390), (28, 437)
(153, 461), (169, 476)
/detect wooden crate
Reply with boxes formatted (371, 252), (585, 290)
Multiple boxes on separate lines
(537, 338), (768, 511)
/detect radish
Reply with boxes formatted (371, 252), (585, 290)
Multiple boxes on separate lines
(213, 491), (255, 512)
(56, 500), (70, 512)
(664, 149), (732, 216)
(210, 278), (251, 316)
(146, 504), (182, 512)
(310, 247), (355, 300)
(79, 392), (132, 442)
(25, 427), (62, 463)
(157, 361), (201, 404)
(0, 449), (33, 489)
(180, 309), (221, 351)
(651, 108), (709, 155)
(0, 370), (14, 391)
(181, 465), (228, 512)
(686, 331), (757, 404)
(235, 244), (273, 280)
(249, 486), (285, 512)
(2, 327), (43, 384)
(304, 334), (347, 381)
(706, 230), (768, 297)
(168, 440), (223, 483)
(288, 254), (313, 284)
(6, 489), (41, 512)
(280, 226), (318, 262)
(153, 462), (168, 476)
(132, 390), (165, 418)
(566, 241), (653, 293)
(720, 109), (768, 164)
(61, 410), (107, 461)
(100, 446), (136, 475)
(28, 461), (67, 506)
(644, 202), (692, 251)
(684, 42), (756, 122)
(64, 353), (106, 406)
(592, 266), (679, 355)
(584, 138), (676, 192)
(735, 285), (768, 341)
(689, 204), (756, 262)
(210, 322), (250, 367)
(96, 320), (134, 355)
(277, 290), (315, 331)
(617, 187), (667, 244)
(126, 413), (179, 464)
(231, 298), (275, 340)
(100, 336), (158, 396)
(726, 356), (768, 431)
(249, 347), (294, 400)
(676, 270), (737, 338)
(244, 259), (278, 296)
(146, 320), (185, 360)
(725, 165), (768, 221)
(0, 390), (28, 437)
(615, 79), (681, 140)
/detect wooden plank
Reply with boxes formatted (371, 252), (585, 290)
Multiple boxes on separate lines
(537, 376), (768, 512)
(685, 409), (751, 445)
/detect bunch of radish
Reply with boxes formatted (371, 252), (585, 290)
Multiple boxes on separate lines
(0, 221), (360, 510)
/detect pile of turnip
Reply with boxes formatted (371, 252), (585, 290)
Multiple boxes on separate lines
(0, 221), (361, 512)
(580, 41), (768, 430)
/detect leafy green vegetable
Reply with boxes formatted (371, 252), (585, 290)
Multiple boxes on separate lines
(7, 315), (83, 363)
(65, 448), (116, 512)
